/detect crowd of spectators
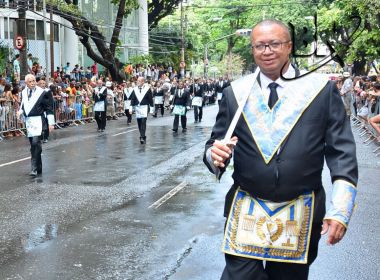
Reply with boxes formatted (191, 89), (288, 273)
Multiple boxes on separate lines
(336, 73), (380, 142)
(0, 61), (230, 139)
(1, 59), (379, 146)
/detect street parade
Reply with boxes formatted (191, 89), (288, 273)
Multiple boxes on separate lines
(0, 0), (379, 279)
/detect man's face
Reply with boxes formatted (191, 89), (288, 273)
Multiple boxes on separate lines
(97, 80), (103, 88)
(251, 24), (292, 79)
(137, 78), (144, 87)
(26, 77), (36, 89)
(38, 80), (46, 89)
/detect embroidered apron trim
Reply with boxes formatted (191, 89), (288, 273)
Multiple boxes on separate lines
(231, 73), (329, 164)
(222, 188), (314, 264)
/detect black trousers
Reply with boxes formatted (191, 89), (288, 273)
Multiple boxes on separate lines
(29, 136), (42, 173)
(95, 111), (106, 130)
(137, 118), (147, 138)
(173, 114), (187, 130)
(125, 109), (132, 124)
(154, 104), (164, 117)
(42, 117), (49, 141)
(221, 222), (322, 280)
(194, 106), (203, 121)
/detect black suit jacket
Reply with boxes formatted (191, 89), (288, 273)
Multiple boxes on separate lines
(204, 80), (358, 218)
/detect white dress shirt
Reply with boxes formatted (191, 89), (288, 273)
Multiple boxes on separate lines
(259, 64), (296, 103)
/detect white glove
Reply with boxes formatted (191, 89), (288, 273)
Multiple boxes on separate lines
(170, 105), (174, 109)
(186, 106), (190, 110)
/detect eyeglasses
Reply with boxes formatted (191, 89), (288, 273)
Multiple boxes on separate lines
(251, 41), (291, 52)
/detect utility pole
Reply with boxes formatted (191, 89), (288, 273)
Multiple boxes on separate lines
(50, 5), (54, 76)
(179, 0), (185, 78)
(180, 0), (184, 62)
(16, 0), (28, 80)
(43, 0), (49, 77)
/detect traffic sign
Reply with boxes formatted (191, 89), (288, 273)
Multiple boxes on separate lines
(14, 35), (24, 50)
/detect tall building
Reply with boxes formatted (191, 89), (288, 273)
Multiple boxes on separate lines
(0, 0), (149, 75)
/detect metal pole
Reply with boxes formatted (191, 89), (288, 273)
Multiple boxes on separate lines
(50, 5), (54, 77)
(43, 0), (49, 77)
(204, 44), (208, 79)
(180, 0), (184, 62)
(17, 0), (28, 80)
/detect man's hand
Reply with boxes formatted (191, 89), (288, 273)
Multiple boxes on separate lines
(321, 219), (346, 245)
(48, 125), (55, 132)
(211, 136), (238, 168)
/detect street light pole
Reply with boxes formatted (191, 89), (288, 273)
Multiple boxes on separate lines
(43, 0), (49, 77)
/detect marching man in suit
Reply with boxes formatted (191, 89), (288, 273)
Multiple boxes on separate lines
(93, 79), (107, 132)
(18, 74), (55, 177)
(130, 77), (153, 144)
(204, 19), (358, 280)
(171, 80), (191, 132)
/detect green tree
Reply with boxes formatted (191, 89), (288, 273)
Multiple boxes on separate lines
(48, 0), (139, 82)
(317, 0), (380, 75)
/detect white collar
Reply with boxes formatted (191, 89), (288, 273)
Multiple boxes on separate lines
(259, 64), (296, 90)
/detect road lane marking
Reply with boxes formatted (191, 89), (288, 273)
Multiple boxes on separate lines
(112, 128), (138, 137)
(0, 157), (31, 168)
(148, 181), (187, 209)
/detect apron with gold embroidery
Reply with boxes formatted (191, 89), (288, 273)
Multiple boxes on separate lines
(222, 188), (314, 264)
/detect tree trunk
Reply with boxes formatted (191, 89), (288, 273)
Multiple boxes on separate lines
(352, 59), (367, 76)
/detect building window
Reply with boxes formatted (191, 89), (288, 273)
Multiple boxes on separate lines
(4, 17), (16, 40)
(27, 19), (36, 40)
(36, 20), (44, 40)
(54, 23), (59, 42)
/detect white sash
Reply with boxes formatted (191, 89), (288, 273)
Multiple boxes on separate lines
(231, 72), (328, 164)
(134, 85), (150, 103)
(22, 86), (43, 116)
(135, 105), (148, 118)
(124, 87), (133, 99)
(192, 96), (203, 107)
(26, 116), (42, 137)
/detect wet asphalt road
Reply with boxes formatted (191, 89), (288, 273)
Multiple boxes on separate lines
(0, 105), (379, 280)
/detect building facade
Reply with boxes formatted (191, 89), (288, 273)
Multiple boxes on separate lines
(0, 0), (148, 75)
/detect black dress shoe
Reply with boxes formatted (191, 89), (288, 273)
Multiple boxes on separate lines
(29, 171), (37, 177)
(172, 129), (178, 132)
(140, 137), (145, 144)
(182, 128), (187, 132)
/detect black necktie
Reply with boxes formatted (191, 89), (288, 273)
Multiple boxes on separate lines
(268, 82), (279, 109)
(28, 89), (32, 100)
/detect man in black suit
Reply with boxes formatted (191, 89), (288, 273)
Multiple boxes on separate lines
(171, 80), (191, 132)
(215, 77), (229, 105)
(18, 74), (55, 176)
(204, 19), (358, 280)
(190, 79), (204, 123)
